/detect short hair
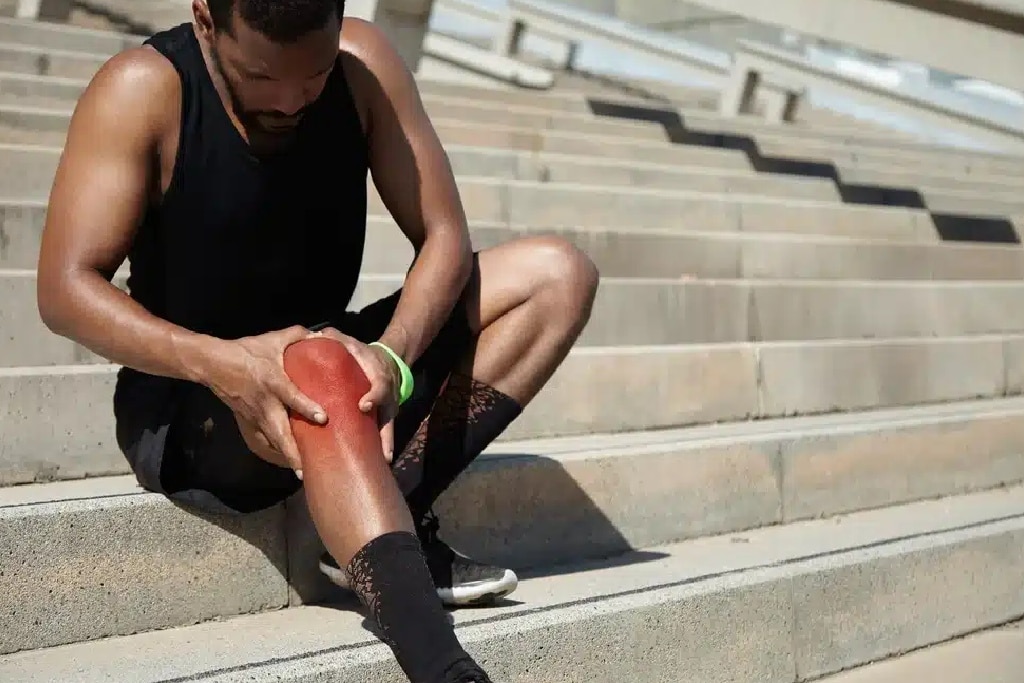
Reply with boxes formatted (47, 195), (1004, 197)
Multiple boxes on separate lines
(207, 0), (345, 42)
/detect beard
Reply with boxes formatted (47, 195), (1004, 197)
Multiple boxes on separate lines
(208, 45), (307, 152)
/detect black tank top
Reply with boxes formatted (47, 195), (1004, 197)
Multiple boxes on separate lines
(115, 24), (368, 407)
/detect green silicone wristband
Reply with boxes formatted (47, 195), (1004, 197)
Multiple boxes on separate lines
(369, 341), (415, 405)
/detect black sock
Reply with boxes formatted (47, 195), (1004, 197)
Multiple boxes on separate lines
(391, 373), (523, 521)
(346, 531), (490, 682)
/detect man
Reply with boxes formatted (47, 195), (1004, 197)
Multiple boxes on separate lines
(37, 0), (598, 680)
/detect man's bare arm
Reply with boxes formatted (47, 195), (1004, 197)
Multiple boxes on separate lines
(342, 20), (475, 367)
(37, 48), (229, 382)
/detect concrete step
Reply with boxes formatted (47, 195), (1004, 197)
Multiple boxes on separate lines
(425, 95), (1024, 177)
(2, 398), (1024, 651)
(839, 161), (1024, 192)
(373, 177), (930, 239)
(0, 141), (842, 204)
(4, 335), (1024, 485)
(0, 101), (762, 170)
(1, 483), (1023, 680)
(0, 29), (1019, 175)
(819, 622), (1024, 683)
(0, 65), (548, 110)
(1, 170), (933, 244)
(748, 133), (1024, 178)
(354, 218), (1024, 283)
(3, 92), (1020, 206)
(410, 94), (1024, 183)
(0, 15), (141, 54)
(0, 40), (108, 80)
(424, 97), (670, 142)
(0, 70), (88, 109)
(0, 94), (1006, 203)
(5, 95), (1023, 221)
(12, 270), (1024, 365)
(4, 68), (1024, 191)
(2, 199), (1018, 282)
(0, 66), (997, 176)
(5, 129), (1024, 229)
(655, 113), (1024, 177)
(672, 112), (1024, 173)
(0, 28), (1006, 172)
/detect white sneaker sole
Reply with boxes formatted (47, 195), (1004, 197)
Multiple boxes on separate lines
(437, 569), (519, 607)
(319, 560), (518, 607)
(319, 558), (350, 589)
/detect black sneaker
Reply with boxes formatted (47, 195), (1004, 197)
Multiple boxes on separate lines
(417, 511), (519, 607)
(444, 658), (494, 682)
(318, 513), (518, 608)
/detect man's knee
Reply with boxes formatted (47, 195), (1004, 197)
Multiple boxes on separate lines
(526, 236), (599, 323)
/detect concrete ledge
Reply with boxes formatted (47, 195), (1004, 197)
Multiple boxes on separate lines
(2, 485), (1022, 679)
(0, 155), (930, 241)
(422, 32), (553, 89)
(0, 63), (1020, 177)
(0, 101), (755, 167)
(368, 177), (927, 238)
(0, 204), (1011, 283)
(14, 273), (1024, 365)
(722, 37), (1024, 154)
(819, 622), (1024, 683)
(4, 336), (1024, 483)
(1, 199), (1018, 280)
(1, 141), (836, 204)
(0, 15), (140, 53)
(0, 41), (108, 79)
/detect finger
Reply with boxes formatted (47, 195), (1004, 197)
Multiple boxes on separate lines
(264, 403), (304, 474)
(380, 420), (394, 463)
(283, 325), (316, 344)
(316, 327), (349, 343)
(275, 374), (327, 425)
(347, 345), (395, 408)
(359, 374), (393, 412)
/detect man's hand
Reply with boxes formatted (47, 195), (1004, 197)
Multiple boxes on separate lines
(314, 328), (402, 462)
(202, 326), (327, 476)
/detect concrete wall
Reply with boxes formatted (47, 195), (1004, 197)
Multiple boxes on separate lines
(678, 0), (1024, 94)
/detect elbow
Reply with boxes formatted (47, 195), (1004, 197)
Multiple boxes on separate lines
(37, 279), (64, 336)
(426, 224), (473, 289)
(36, 269), (76, 338)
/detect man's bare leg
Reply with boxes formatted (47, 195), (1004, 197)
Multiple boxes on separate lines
(393, 235), (600, 544)
(241, 337), (490, 683)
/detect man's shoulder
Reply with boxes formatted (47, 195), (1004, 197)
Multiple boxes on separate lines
(338, 17), (390, 62)
(76, 45), (182, 134)
(337, 18), (419, 115)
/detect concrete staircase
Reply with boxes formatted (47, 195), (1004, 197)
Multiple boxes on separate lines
(2, 9), (1024, 683)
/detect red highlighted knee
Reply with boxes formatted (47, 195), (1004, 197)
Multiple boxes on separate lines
(283, 337), (379, 452)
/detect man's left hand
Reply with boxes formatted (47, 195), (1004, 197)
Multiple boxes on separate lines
(313, 328), (401, 462)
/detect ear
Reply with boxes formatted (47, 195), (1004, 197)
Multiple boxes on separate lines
(192, 0), (216, 40)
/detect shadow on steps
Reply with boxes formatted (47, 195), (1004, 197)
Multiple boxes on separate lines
(586, 98), (1021, 245)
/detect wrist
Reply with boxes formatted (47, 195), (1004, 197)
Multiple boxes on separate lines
(376, 326), (411, 366)
(175, 332), (231, 387)
(369, 340), (415, 405)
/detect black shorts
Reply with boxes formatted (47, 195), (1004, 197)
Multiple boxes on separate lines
(113, 287), (473, 515)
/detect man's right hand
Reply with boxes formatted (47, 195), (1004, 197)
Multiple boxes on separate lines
(202, 326), (326, 476)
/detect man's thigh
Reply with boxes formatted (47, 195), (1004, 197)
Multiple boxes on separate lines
(160, 384), (302, 514)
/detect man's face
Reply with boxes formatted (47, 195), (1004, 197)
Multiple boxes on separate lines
(208, 7), (341, 137)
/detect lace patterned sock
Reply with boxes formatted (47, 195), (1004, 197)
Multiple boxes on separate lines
(391, 373), (523, 521)
(346, 531), (490, 683)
